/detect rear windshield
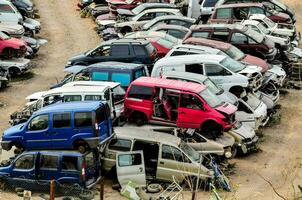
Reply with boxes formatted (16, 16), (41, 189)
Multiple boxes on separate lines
(203, 0), (218, 7)
(112, 73), (131, 87)
(128, 85), (153, 100)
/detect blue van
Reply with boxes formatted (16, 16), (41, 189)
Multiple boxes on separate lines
(0, 150), (100, 192)
(50, 62), (149, 90)
(1, 101), (113, 153)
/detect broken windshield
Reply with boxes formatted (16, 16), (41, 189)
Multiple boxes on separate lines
(199, 88), (223, 108)
(179, 141), (200, 162)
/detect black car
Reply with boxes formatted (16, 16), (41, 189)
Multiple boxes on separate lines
(66, 38), (158, 70)
(10, 0), (34, 17)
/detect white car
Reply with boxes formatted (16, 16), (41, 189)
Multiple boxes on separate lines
(0, 58), (30, 75)
(199, 0), (218, 20)
(0, 23), (24, 38)
(0, 0), (23, 24)
(241, 20), (290, 51)
(235, 92), (268, 130)
(249, 14), (300, 45)
(152, 54), (263, 95)
(97, 8), (182, 34)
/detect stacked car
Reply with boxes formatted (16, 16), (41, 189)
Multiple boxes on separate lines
(0, 0), (45, 89)
(2, 0), (302, 196)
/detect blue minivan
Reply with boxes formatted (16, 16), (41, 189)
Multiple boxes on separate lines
(1, 101), (113, 153)
(0, 150), (100, 192)
(50, 62), (149, 90)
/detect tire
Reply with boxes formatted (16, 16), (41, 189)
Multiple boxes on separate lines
(132, 112), (146, 126)
(120, 26), (132, 35)
(77, 145), (87, 154)
(79, 190), (94, 200)
(2, 48), (14, 59)
(202, 122), (222, 140)
(74, 141), (88, 154)
(147, 183), (162, 193)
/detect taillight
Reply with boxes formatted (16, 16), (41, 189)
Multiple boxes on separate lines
(81, 163), (86, 181)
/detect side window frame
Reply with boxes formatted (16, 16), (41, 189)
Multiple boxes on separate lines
(27, 114), (49, 132)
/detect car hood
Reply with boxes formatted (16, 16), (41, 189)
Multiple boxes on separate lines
(215, 134), (235, 147)
(116, 8), (134, 16)
(230, 123), (255, 139)
(7, 38), (27, 46)
(68, 54), (87, 63)
(25, 91), (46, 101)
(218, 92), (237, 106)
(3, 123), (26, 137)
(242, 55), (268, 73)
(0, 24), (24, 33)
(215, 103), (237, 115)
(239, 65), (262, 76)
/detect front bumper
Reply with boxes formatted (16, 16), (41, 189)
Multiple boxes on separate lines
(240, 135), (259, 154)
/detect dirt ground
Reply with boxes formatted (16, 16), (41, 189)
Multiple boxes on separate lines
(0, 0), (302, 199)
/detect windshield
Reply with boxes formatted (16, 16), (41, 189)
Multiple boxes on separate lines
(203, 0), (218, 7)
(225, 46), (245, 61)
(220, 57), (245, 73)
(217, 50), (228, 57)
(132, 4), (145, 15)
(155, 38), (175, 49)
(199, 88), (223, 108)
(245, 28), (264, 43)
(245, 93), (260, 110)
(257, 23), (270, 34)
(179, 141), (200, 162)
(264, 17), (276, 28)
(203, 78), (223, 95)
(0, 32), (10, 40)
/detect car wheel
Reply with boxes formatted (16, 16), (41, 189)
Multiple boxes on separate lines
(79, 190), (94, 200)
(2, 48), (14, 59)
(0, 179), (6, 190)
(132, 112), (145, 126)
(77, 145), (87, 154)
(147, 183), (162, 193)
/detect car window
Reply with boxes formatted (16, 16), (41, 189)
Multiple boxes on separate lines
(250, 7), (265, 15)
(180, 94), (203, 110)
(167, 29), (186, 39)
(185, 64), (204, 75)
(91, 72), (109, 81)
(112, 73), (131, 87)
(53, 113), (71, 128)
(0, 4), (14, 13)
(84, 95), (103, 101)
(216, 8), (232, 19)
(134, 69), (146, 79)
(133, 45), (146, 56)
(14, 155), (34, 170)
(205, 64), (227, 76)
(128, 85), (153, 100)
(238, 101), (252, 114)
(211, 31), (229, 41)
(63, 95), (82, 102)
(74, 112), (92, 127)
(28, 114), (49, 131)
(191, 31), (210, 38)
(138, 12), (154, 21)
(111, 45), (130, 56)
(118, 153), (142, 167)
(155, 12), (168, 17)
(40, 155), (58, 170)
(96, 106), (106, 124)
(169, 20), (191, 28)
(108, 139), (132, 151)
(231, 32), (248, 44)
(203, 0), (218, 7)
(233, 7), (249, 20)
(162, 145), (188, 162)
(91, 45), (111, 57)
(62, 156), (78, 171)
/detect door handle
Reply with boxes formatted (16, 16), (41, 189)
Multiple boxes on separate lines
(160, 161), (164, 165)
(139, 167), (143, 173)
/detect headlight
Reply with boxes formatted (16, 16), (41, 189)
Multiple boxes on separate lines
(224, 151), (232, 159)
(67, 61), (72, 65)
(26, 6), (32, 11)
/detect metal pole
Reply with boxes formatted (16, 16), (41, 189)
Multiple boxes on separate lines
(50, 180), (55, 200)
(192, 154), (202, 200)
(100, 177), (105, 200)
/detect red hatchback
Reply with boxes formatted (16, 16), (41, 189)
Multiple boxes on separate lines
(0, 32), (27, 59)
(124, 77), (237, 136)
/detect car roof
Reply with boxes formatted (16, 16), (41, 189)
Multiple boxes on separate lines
(183, 37), (231, 51)
(135, 3), (176, 9)
(64, 81), (121, 88)
(141, 8), (180, 14)
(114, 127), (181, 146)
(131, 77), (206, 93)
(42, 85), (110, 96)
(25, 150), (84, 156)
(191, 23), (247, 31)
(216, 2), (263, 8)
(35, 101), (104, 115)
(102, 38), (150, 45)
(162, 71), (208, 83)
(88, 61), (146, 70)
(156, 54), (226, 65)
(242, 19), (261, 26)
(171, 44), (222, 54)
(144, 15), (195, 30)
(151, 24), (190, 32)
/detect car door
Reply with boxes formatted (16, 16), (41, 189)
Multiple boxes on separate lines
(51, 112), (72, 148)
(25, 114), (51, 149)
(177, 93), (205, 129)
(87, 45), (111, 64)
(230, 32), (252, 55)
(116, 151), (146, 188)
(37, 154), (60, 185)
(9, 153), (36, 189)
(73, 111), (94, 141)
(109, 44), (134, 62)
(235, 100), (255, 129)
(204, 63), (233, 89)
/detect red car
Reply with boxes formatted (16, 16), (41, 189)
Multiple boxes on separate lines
(183, 37), (269, 73)
(0, 32), (27, 59)
(124, 77), (237, 136)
